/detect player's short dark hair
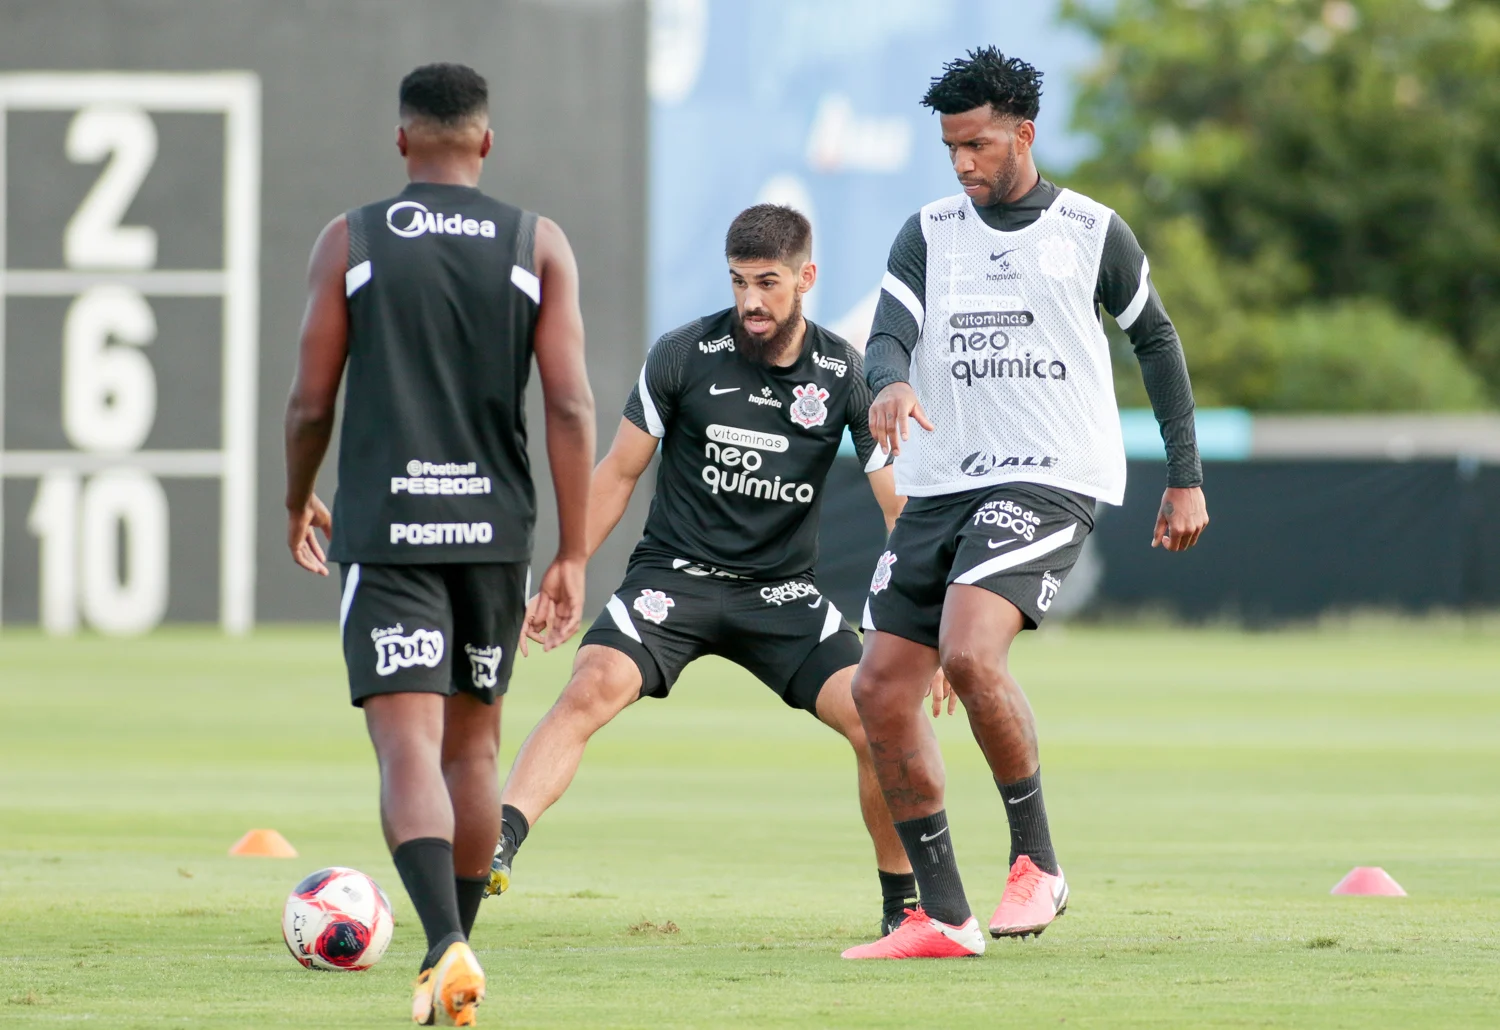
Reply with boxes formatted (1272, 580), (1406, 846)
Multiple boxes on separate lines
(724, 204), (812, 267)
(399, 63), (489, 126)
(922, 46), (1043, 121)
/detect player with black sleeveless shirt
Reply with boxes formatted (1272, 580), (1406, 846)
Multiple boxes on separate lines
(484, 205), (947, 937)
(283, 64), (594, 1025)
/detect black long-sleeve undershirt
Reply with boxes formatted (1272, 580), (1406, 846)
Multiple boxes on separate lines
(866, 177), (1203, 489)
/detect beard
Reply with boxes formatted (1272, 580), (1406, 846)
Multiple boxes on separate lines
(971, 145), (1024, 207)
(731, 293), (803, 366)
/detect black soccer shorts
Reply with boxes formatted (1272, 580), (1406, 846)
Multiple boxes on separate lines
(579, 559), (863, 714)
(338, 562), (528, 707)
(863, 485), (1092, 647)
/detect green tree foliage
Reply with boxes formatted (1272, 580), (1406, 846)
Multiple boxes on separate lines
(1063, 0), (1500, 409)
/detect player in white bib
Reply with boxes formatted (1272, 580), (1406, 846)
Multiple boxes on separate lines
(843, 48), (1210, 960)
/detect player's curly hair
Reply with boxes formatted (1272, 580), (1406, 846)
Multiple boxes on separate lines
(399, 63), (488, 126)
(922, 47), (1043, 121)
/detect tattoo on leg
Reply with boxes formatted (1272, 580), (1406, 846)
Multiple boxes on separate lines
(868, 738), (936, 809)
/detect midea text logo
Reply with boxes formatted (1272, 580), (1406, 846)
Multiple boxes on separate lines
(386, 200), (497, 239)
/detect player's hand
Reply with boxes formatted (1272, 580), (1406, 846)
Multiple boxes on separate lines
(520, 555), (586, 655)
(287, 494), (332, 575)
(1151, 486), (1209, 552)
(926, 668), (957, 717)
(869, 382), (935, 458)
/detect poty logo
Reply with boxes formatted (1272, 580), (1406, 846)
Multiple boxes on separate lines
(760, 580), (820, 606)
(812, 351), (847, 377)
(699, 335), (735, 354)
(465, 644), (503, 690)
(1037, 571), (1063, 612)
(386, 200), (497, 239)
(372, 626), (445, 677)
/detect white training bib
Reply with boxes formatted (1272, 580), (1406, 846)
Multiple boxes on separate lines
(894, 188), (1126, 505)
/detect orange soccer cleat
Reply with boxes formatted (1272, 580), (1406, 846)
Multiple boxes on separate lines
(989, 855), (1068, 939)
(841, 907), (986, 959)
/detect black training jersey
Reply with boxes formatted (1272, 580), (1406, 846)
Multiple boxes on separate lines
(329, 181), (541, 564)
(622, 309), (888, 580)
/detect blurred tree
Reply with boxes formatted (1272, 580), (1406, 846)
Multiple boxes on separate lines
(1063, 0), (1500, 408)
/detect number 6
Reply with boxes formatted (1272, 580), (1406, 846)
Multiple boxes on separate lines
(62, 284), (158, 453)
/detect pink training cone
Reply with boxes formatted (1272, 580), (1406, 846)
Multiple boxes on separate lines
(1330, 866), (1406, 896)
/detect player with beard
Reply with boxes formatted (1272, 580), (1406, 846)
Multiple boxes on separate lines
(483, 204), (945, 936)
(842, 48), (1209, 960)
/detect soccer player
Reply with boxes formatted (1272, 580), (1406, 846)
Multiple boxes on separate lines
(283, 64), (595, 1023)
(485, 204), (933, 936)
(841, 49), (1210, 960)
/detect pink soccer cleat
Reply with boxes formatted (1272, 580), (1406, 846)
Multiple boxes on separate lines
(841, 907), (986, 959)
(989, 855), (1068, 939)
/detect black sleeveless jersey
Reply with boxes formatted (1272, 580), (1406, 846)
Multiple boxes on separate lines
(621, 309), (889, 580)
(328, 182), (540, 564)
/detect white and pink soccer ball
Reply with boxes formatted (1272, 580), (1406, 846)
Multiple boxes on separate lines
(281, 867), (393, 971)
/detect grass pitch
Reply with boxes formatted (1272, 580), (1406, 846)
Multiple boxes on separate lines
(2, 623), (1498, 1028)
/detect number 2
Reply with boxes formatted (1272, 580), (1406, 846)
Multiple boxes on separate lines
(63, 105), (159, 270)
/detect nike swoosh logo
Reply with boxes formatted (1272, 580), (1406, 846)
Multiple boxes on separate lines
(919, 827), (949, 842)
(986, 538), (1017, 550)
(708, 385), (739, 395)
(808, 598), (822, 609)
(990, 249), (1018, 261)
(1007, 787), (1040, 805)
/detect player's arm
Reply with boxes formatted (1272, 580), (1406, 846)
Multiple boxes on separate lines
(1097, 213), (1209, 552)
(282, 215), (349, 576)
(586, 418), (658, 557)
(865, 214), (935, 456)
(845, 345), (905, 534)
(525, 216), (597, 651)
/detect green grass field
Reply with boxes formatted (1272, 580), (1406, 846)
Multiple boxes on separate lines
(2, 623), (1499, 1028)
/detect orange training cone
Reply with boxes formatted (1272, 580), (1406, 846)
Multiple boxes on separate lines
(228, 829), (298, 858)
(1330, 866), (1405, 896)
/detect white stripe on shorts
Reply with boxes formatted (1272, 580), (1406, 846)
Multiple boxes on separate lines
(339, 563), (362, 634)
(605, 594), (643, 643)
(819, 599), (844, 642)
(952, 523), (1077, 585)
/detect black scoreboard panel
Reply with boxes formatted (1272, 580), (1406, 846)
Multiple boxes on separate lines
(0, 1), (648, 631)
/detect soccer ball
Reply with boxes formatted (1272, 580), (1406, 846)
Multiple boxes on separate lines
(281, 867), (393, 971)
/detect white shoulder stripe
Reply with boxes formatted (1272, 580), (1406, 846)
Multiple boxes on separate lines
(605, 595), (643, 642)
(637, 364), (665, 438)
(510, 264), (541, 304)
(880, 271), (924, 328)
(863, 445), (888, 474)
(345, 260), (371, 297)
(1115, 255), (1151, 331)
(953, 523), (1078, 585)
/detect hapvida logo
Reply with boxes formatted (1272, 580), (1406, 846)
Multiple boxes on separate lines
(386, 200), (497, 239)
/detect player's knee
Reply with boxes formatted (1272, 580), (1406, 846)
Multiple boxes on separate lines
(941, 647), (1006, 698)
(551, 667), (633, 733)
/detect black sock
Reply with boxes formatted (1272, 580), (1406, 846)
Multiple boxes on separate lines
(878, 869), (919, 928)
(455, 875), (488, 939)
(501, 804), (530, 852)
(892, 811), (971, 927)
(391, 837), (466, 970)
(997, 769), (1059, 874)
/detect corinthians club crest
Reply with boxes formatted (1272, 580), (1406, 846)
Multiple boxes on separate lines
(789, 383), (830, 428)
(870, 551), (897, 594)
(632, 589), (675, 624)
